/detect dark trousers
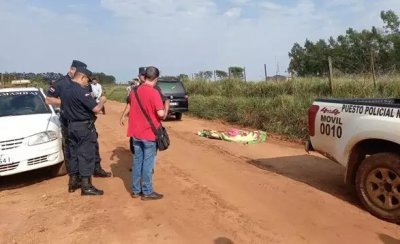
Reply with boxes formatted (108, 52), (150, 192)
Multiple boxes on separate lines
(68, 122), (97, 177)
(60, 116), (70, 172)
(62, 117), (102, 175)
(94, 132), (102, 170)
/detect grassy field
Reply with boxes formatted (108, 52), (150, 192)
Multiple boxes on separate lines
(101, 75), (400, 140)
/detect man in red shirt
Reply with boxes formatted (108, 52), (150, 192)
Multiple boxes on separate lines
(128, 66), (165, 200)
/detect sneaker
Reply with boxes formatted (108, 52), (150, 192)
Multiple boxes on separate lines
(141, 192), (163, 201)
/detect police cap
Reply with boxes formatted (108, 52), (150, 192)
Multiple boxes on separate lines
(75, 66), (93, 81)
(139, 67), (147, 76)
(71, 60), (87, 68)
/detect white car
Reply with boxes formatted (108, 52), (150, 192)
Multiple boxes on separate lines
(0, 87), (65, 177)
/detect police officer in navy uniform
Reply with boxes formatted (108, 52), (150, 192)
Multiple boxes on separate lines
(61, 66), (106, 195)
(46, 60), (111, 180)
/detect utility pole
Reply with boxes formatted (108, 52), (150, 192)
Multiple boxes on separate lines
(328, 56), (334, 95)
(370, 51), (376, 88)
(275, 56), (279, 82)
(264, 64), (267, 82)
(243, 67), (246, 82)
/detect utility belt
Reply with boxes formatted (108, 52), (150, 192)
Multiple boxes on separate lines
(68, 118), (96, 130)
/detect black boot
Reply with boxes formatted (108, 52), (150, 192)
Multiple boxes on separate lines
(81, 177), (104, 196)
(93, 164), (112, 178)
(68, 174), (81, 193)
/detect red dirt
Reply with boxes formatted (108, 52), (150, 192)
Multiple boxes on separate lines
(0, 100), (399, 244)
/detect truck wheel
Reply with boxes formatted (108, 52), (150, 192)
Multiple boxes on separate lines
(355, 152), (400, 223)
(175, 113), (182, 120)
(50, 161), (68, 177)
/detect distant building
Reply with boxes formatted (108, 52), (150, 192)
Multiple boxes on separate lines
(11, 79), (31, 85)
(266, 75), (290, 82)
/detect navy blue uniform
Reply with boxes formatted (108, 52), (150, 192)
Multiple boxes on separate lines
(47, 74), (92, 103)
(47, 75), (96, 173)
(61, 82), (98, 177)
(47, 75), (73, 170)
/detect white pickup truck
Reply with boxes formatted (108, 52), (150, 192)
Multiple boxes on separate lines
(306, 98), (400, 223)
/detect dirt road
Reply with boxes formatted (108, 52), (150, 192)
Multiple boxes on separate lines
(0, 101), (399, 244)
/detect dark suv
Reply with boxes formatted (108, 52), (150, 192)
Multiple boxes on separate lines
(157, 79), (188, 120)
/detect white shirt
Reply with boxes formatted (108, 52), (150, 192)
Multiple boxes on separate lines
(91, 83), (102, 103)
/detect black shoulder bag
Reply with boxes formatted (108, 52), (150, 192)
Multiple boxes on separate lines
(134, 88), (170, 151)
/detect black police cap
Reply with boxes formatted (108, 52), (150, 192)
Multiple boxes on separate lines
(139, 67), (147, 75)
(71, 60), (87, 68)
(75, 66), (93, 81)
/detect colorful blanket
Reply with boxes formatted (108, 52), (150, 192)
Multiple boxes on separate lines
(197, 128), (267, 144)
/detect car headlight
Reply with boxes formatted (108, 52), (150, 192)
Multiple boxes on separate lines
(28, 131), (58, 146)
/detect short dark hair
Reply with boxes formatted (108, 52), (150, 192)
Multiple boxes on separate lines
(144, 66), (160, 81)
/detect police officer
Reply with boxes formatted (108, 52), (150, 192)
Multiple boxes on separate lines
(61, 66), (106, 196)
(46, 60), (111, 182)
(46, 60), (87, 177)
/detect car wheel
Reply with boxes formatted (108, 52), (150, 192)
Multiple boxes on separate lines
(50, 161), (68, 177)
(355, 152), (400, 223)
(175, 113), (182, 120)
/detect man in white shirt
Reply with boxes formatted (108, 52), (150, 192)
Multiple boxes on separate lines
(91, 78), (105, 114)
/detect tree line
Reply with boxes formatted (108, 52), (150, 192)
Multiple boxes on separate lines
(0, 72), (116, 85)
(288, 10), (400, 76)
(179, 67), (246, 81)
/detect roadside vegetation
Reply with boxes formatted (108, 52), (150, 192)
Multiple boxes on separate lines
(106, 75), (400, 140)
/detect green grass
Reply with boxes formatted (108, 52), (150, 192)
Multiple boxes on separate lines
(104, 85), (128, 103)
(104, 75), (400, 140)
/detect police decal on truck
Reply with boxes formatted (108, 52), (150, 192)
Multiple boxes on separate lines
(320, 107), (343, 138)
(341, 104), (400, 118)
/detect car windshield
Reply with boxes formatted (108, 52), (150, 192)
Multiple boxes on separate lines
(0, 91), (50, 117)
(157, 81), (186, 95)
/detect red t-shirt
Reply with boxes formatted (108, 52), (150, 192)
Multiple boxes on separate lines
(127, 84), (164, 141)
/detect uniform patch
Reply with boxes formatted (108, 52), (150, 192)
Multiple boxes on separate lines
(85, 93), (91, 97)
(49, 87), (55, 93)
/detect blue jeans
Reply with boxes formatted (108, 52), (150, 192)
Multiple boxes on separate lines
(131, 138), (157, 195)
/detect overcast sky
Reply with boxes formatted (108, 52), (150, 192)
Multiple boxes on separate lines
(1, 0), (400, 82)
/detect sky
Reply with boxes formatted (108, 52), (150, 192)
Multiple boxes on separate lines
(1, 0), (400, 82)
